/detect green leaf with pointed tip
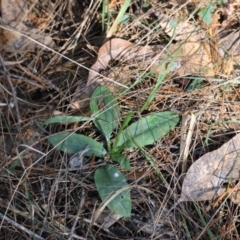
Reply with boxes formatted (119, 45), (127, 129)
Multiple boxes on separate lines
(94, 164), (131, 217)
(90, 86), (120, 141)
(43, 116), (90, 125)
(48, 132), (107, 157)
(114, 111), (179, 149)
(112, 112), (134, 153)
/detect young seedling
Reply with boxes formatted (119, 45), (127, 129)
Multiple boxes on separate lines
(45, 86), (179, 217)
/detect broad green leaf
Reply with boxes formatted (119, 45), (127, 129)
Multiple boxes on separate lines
(48, 132), (107, 157)
(199, 3), (215, 24)
(111, 152), (130, 170)
(94, 164), (131, 217)
(114, 111), (179, 149)
(199, 8), (212, 24)
(43, 116), (90, 125)
(90, 86), (120, 141)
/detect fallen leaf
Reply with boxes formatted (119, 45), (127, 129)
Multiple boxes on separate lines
(156, 13), (203, 42)
(85, 14), (216, 87)
(70, 36), (214, 109)
(229, 187), (240, 206)
(159, 41), (215, 77)
(0, 22), (56, 51)
(219, 30), (240, 57)
(71, 12), (240, 109)
(1, 0), (27, 23)
(179, 134), (240, 203)
(95, 210), (122, 229)
(86, 38), (158, 85)
(0, 0), (55, 51)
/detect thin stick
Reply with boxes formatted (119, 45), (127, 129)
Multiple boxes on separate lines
(0, 54), (22, 125)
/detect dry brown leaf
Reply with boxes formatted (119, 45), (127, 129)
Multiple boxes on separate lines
(157, 13), (203, 42)
(156, 12), (235, 75)
(161, 41), (215, 77)
(0, 0), (55, 51)
(219, 31), (240, 58)
(108, 0), (125, 9)
(70, 36), (214, 109)
(86, 38), (158, 86)
(87, 38), (214, 85)
(1, 0), (27, 24)
(71, 12), (240, 109)
(214, 185), (240, 207)
(86, 16), (216, 87)
(229, 187), (240, 205)
(178, 134), (240, 203)
(0, 22), (55, 51)
(86, 37), (214, 87)
(157, 13), (217, 76)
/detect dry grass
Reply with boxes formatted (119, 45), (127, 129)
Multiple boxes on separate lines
(1, 0), (240, 239)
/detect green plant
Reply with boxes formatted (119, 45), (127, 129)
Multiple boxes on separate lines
(102, 0), (131, 37)
(44, 86), (179, 217)
(198, 0), (228, 24)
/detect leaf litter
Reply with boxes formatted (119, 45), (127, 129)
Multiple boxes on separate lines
(71, 9), (239, 109)
(171, 134), (240, 211)
(0, 0), (55, 51)
(3, 0), (240, 238)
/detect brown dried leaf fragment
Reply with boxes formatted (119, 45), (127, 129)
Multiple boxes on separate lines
(229, 187), (240, 205)
(179, 134), (240, 203)
(157, 13), (203, 42)
(0, 0), (55, 51)
(86, 38), (158, 86)
(1, 0), (27, 23)
(165, 41), (215, 77)
(70, 38), (162, 109)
